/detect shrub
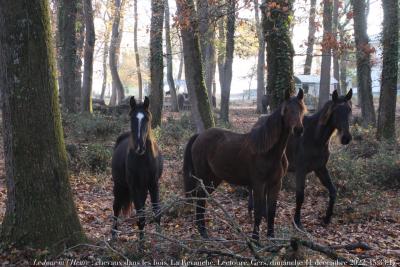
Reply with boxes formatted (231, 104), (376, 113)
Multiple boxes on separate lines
(82, 143), (112, 173)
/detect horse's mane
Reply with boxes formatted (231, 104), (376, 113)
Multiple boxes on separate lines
(249, 107), (283, 154)
(314, 100), (335, 125)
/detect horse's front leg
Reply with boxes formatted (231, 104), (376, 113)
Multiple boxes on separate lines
(294, 169), (306, 229)
(251, 185), (266, 242)
(247, 186), (253, 218)
(133, 189), (147, 241)
(266, 182), (281, 237)
(149, 179), (161, 227)
(314, 167), (336, 225)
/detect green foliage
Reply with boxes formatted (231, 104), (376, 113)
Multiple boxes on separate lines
(82, 144), (112, 173)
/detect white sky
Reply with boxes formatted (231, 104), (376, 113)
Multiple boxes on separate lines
(91, 0), (384, 97)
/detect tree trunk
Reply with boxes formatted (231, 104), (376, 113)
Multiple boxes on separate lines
(58, 0), (79, 112)
(134, 0), (143, 101)
(332, 0), (340, 93)
(0, 1), (85, 250)
(318, 0), (333, 110)
(220, 0), (236, 123)
(263, 0), (295, 109)
(100, 0), (112, 100)
(165, 0), (179, 112)
(352, 0), (376, 126)
(377, 0), (398, 140)
(217, 18), (225, 99)
(109, 0), (125, 105)
(176, 0), (215, 132)
(176, 35), (184, 91)
(197, 0), (216, 106)
(304, 0), (317, 75)
(149, 0), (164, 128)
(81, 0), (95, 113)
(254, 0), (265, 114)
(75, 0), (85, 105)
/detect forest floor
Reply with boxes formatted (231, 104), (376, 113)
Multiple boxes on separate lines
(0, 103), (400, 266)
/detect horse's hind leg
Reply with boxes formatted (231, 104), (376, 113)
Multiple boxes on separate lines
(195, 189), (208, 238)
(248, 187), (253, 219)
(314, 167), (336, 225)
(251, 184), (266, 241)
(266, 183), (280, 237)
(112, 184), (130, 238)
(294, 169), (306, 229)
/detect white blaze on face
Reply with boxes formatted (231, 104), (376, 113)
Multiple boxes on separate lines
(136, 112), (144, 139)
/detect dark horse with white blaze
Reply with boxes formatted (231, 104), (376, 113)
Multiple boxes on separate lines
(111, 96), (163, 240)
(248, 89), (353, 229)
(183, 90), (306, 240)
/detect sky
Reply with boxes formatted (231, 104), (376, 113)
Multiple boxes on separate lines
(91, 0), (384, 97)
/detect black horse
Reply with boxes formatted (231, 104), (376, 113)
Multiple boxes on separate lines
(249, 89), (353, 229)
(111, 96), (163, 240)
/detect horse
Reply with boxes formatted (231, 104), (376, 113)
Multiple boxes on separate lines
(111, 96), (163, 240)
(248, 89), (353, 229)
(183, 90), (306, 241)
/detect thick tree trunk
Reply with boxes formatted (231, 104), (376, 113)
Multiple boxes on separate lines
(58, 0), (79, 112)
(332, 0), (340, 93)
(263, 0), (295, 109)
(176, 0), (215, 132)
(75, 1), (85, 104)
(220, 0), (236, 123)
(81, 0), (95, 113)
(377, 0), (398, 140)
(149, 0), (164, 128)
(339, 49), (348, 94)
(254, 0), (265, 113)
(134, 0), (143, 101)
(318, 0), (333, 110)
(304, 0), (317, 75)
(109, 0), (125, 105)
(165, 0), (179, 112)
(176, 35), (184, 91)
(100, 1), (112, 100)
(0, 1), (85, 250)
(352, 0), (376, 126)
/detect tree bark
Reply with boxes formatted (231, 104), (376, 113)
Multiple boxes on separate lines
(304, 0), (317, 75)
(217, 18), (225, 99)
(352, 0), (376, 126)
(100, 0), (112, 100)
(109, 0), (125, 105)
(263, 0), (295, 109)
(332, 0), (340, 93)
(165, 0), (179, 112)
(58, 0), (79, 112)
(0, 1), (85, 250)
(134, 0), (143, 101)
(220, 0), (236, 123)
(318, 0), (333, 110)
(377, 0), (398, 140)
(254, 0), (265, 114)
(176, 34), (184, 91)
(81, 0), (95, 113)
(149, 0), (164, 128)
(75, 0), (85, 104)
(176, 0), (215, 132)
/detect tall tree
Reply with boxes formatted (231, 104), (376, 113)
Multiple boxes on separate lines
(262, 0), (295, 109)
(304, 0), (317, 75)
(58, 0), (79, 112)
(318, 0), (333, 109)
(81, 0), (95, 113)
(220, 0), (236, 123)
(377, 0), (399, 139)
(100, 0), (112, 100)
(149, 0), (165, 128)
(254, 0), (265, 113)
(197, 0), (217, 106)
(134, 0), (143, 101)
(75, 0), (85, 103)
(165, 0), (179, 112)
(352, 0), (376, 126)
(109, 0), (125, 105)
(332, 0), (341, 93)
(0, 0), (85, 250)
(175, 0), (215, 132)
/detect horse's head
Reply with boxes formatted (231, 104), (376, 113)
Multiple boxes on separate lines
(129, 96), (151, 155)
(330, 89), (353, 145)
(281, 89), (306, 136)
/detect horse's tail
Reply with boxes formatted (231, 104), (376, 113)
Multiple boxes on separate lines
(183, 134), (199, 197)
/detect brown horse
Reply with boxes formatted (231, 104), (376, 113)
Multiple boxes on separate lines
(183, 90), (306, 240)
(248, 89), (353, 229)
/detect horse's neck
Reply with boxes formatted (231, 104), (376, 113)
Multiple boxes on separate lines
(275, 125), (291, 156)
(311, 114), (336, 145)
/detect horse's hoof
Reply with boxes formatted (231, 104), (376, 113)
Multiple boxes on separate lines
(322, 216), (331, 226)
(200, 232), (209, 239)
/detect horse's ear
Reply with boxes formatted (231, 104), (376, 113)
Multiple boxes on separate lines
(297, 89), (304, 100)
(345, 89), (353, 101)
(284, 90), (291, 100)
(332, 90), (339, 102)
(130, 96), (136, 110)
(143, 96), (150, 110)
